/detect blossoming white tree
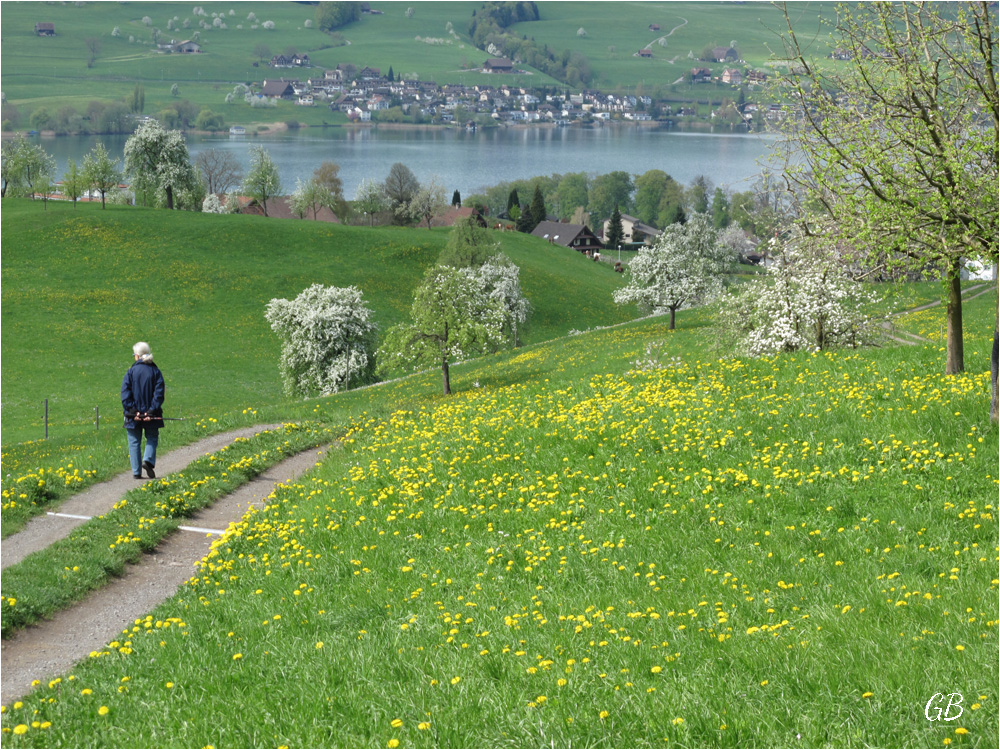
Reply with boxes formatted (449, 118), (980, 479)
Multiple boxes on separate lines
(378, 265), (520, 395)
(265, 285), (379, 397)
(123, 120), (198, 209)
(613, 213), (734, 329)
(242, 145), (281, 216)
(714, 232), (879, 357)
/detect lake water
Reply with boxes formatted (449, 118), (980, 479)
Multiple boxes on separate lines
(40, 125), (779, 199)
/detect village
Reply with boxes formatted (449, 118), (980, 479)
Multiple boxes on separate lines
(250, 51), (777, 127)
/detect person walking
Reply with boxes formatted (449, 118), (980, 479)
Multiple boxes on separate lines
(121, 341), (165, 479)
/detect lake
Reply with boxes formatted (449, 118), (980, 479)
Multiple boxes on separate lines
(38, 125), (780, 199)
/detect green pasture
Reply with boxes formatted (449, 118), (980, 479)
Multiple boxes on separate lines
(1, 2), (841, 130)
(0, 198), (631, 445)
(0, 256), (996, 746)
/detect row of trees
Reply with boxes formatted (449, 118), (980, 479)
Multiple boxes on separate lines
(465, 171), (761, 236)
(266, 216), (530, 398)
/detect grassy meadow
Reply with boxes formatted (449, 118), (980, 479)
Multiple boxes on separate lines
(1, 277), (996, 746)
(0, 1), (839, 130)
(0, 198), (631, 446)
(1, 192), (998, 746)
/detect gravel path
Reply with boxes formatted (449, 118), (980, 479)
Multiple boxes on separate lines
(1, 430), (333, 705)
(2, 425), (285, 570)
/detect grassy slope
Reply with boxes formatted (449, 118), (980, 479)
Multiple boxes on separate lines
(0, 281), (995, 747)
(0, 1), (836, 126)
(0, 198), (630, 444)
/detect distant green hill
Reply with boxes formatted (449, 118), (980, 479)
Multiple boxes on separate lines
(0, 1), (836, 130)
(0, 198), (631, 443)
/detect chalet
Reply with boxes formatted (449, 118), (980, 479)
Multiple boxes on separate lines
(711, 46), (739, 62)
(722, 68), (743, 85)
(292, 53), (310, 67)
(690, 67), (712, 83)
(271, 54), (307, 68)
(297, 94), (315, 106)
(745, 69), (767, 86)
(358, 66), (382, 80)
(260, 79), (295, 99)
(637, 49), (653, 58)
(604, 214), (661, 245)
(648, 23), (660, 31)
(483, 58), (513, 73)
(177, 40), (201, 53)
(531, 221), (603, 254)
(35, 22), (55, 36)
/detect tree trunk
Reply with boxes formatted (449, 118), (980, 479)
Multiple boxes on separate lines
(991, 325), (998, 423)
(442, 356), (451, 395)
(166, 185), (174, 210)
(101, 191), (106, 209)
(945, 262), (964, 374)
(668, 306), (677, 330)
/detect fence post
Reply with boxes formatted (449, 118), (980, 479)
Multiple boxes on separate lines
(44, 398), (49, 439)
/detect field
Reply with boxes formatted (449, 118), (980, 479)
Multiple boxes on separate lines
(0, 199), (632, 446)
(1, 277), (997, 746)
(0, 1), (839, 129)
(2, 192), (998, 746)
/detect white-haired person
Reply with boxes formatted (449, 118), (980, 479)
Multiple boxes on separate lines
(121, 341), (166, 479)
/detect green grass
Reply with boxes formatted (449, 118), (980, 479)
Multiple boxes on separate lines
(0, 1), (841, 129)
(0, 290), (996, 747)
(0, 199), (631, 446)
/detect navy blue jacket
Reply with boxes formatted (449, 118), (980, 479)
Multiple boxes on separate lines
(121, 360), (165, 428)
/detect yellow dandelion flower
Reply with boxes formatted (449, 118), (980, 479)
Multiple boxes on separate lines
(98, 706), (109, 716)
(387, 740), (400, 748)
(316, 642), (324, 649)
(166, 682), (174, 689)
(557, 678), (567, 687)
(450, 676), (461, 685)
(13, 725), (28, 735)
(81, 688), (93, 696)
(232, 653), (243, 660)
(954, 728), (969, 735)
(672, 717), (684, 726)
(760, 680), (769, 686)
(391, 719), (403, 729)
(418, 722), (430, 731)
(651, 666), (662, 674)
(862, 692), (873, 698)
(955, 645), (965, 651)
(599, 710), (609, 720)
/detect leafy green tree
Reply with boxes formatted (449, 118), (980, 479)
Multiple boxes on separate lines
(438, 215), (500, 268)
(588, 171), (634, 221)
(605, 205), (625, 250)
(686, 175), (712, 214)
(82, 143), (121, 209)
(2, 136), (55, 199)
(124, 120), (197, 209)
(377, 264), (520, 395)
(634, 169), (680, 227)
(194, 109), (225, 131)
(553, 172), (588, 220)
(384, 162), (420, 223)
(129, 84), (145, 115)
(776, 1), (998, 383)
(62, 158), (85, 206)
(505, 187), (520, 218)
(242, 145), (282, 216)
(712, 187), (730, 229)
(315, 1), (361, 32)
(311, 161), (348, 217)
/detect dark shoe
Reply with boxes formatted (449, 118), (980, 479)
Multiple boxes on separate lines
(142, 461), (155, 478)
(134, 474), (143, 480)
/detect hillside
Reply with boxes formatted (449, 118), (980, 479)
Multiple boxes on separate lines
(0, 199), (631, 443)
(0, 1), (838, 130)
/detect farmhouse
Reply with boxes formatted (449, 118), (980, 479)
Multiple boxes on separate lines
(35, 22), (55, 36)
(260, 79), (295, 100)
(722, 68), (743, 85)
(604, 214), (661, 245)
(711, 46), (740, 62)
(637, 49), (653, 58)
(690, 67), (712, 83)
(483, 58), (514, 73)
(531, 221), (603, 254)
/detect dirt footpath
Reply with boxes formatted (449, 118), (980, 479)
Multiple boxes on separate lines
(1, 429), (332, 705)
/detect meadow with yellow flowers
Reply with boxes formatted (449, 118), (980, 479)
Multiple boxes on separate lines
(2, 278), (996, 747)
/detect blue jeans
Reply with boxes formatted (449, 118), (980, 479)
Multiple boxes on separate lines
(125, 425), (159, 476)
